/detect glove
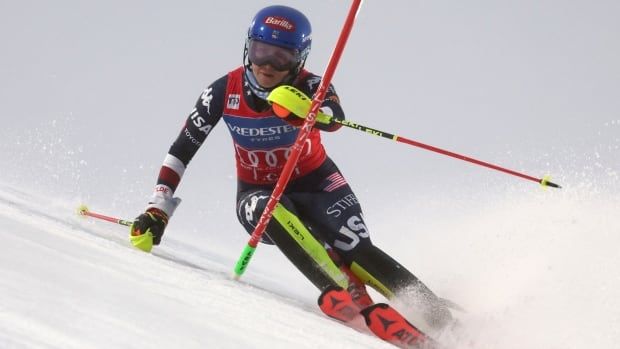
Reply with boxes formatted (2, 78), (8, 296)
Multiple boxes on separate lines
(130, 184), (181, 252)
(130, 208), (168, 252)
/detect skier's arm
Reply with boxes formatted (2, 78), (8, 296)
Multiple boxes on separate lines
(281, 75), (344, 132)
(314, 92), (344, 132)
(155, 75), (228, 196)
(130, 75), (228, 251)
(149, 75), (227, 212)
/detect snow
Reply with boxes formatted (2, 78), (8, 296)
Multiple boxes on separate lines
(2, 174), (619, 348)
(0, 186), (393, 349)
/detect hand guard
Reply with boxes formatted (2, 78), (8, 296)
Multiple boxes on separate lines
(130, 208), (168, 252)
(268, 85), (333, 126)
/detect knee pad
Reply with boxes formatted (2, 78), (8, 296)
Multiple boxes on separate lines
(237, 190), (297, 245)
(237, 190), (273, 244)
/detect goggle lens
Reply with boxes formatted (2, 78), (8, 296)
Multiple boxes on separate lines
(248, 40), (299, 72)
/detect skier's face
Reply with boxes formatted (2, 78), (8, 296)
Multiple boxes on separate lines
(251, 63), (290, 88)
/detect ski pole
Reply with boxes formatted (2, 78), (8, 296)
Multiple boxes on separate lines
(268, 85), (562, 189)
(332, 119), (562, 188)
(233, 0), (364, 279)
(77, 204), (133, 226)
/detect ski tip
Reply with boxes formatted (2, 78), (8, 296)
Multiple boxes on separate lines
(540, 175), (562, 189)
(77, 204), (89, 216)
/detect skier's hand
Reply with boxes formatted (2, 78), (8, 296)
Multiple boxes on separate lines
(129, 208), (168, 252)
(130, 184), (181, 252)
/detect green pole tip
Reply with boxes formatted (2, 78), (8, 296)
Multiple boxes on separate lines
(233, 245), (256, 278)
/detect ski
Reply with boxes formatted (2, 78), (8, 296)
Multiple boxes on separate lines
(318, 286), (437, 348)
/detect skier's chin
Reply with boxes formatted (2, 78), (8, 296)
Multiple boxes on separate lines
(252, 65), (288, 88)
(255, 74), (284, 89)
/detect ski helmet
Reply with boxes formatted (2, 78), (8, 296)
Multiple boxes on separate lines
(243, 5), (312, 99)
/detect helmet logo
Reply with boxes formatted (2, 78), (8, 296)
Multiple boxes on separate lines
(264, 16), (295, 32)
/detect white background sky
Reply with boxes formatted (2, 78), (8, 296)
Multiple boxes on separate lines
(1, 0), (618, 204)
(0, 1), (619, 347)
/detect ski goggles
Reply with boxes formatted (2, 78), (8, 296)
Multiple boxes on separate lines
(247, 39), (300, 72)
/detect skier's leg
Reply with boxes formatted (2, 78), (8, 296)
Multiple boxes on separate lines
(343, 243), (453, 329)
(323, 243), (374, 308)
(236, 189), (349, 291)
(285, 169), (453, 329)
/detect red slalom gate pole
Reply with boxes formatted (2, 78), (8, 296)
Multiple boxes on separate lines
(233, 0), (363, 278)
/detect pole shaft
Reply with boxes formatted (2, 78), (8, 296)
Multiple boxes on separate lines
(81, 210), (133, 226)
(394, 136), (541, 183)
(331, 118), (552, 186)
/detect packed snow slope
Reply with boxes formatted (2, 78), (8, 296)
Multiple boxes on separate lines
(1, 0), (619, 348)
(0, 185), (396, 349)
(1, 169), (619, 348)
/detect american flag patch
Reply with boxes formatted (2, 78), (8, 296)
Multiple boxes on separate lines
(324, 172), (348, 192)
